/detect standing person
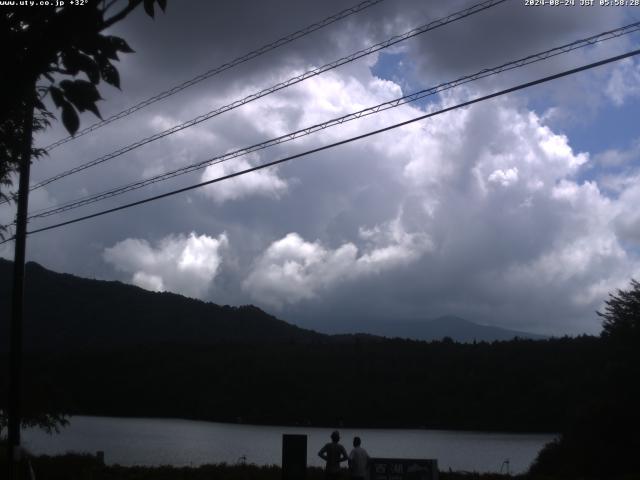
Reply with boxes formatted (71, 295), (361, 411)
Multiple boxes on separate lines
(349, 436), (370, 480)
(319, 430), (349, 480)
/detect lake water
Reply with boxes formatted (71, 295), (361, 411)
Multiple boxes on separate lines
(22, 416), (555, 474)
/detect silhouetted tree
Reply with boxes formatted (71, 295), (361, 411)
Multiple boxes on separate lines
(0, 0), (167, 432)
(0, 0), (167, 206)
(531, 279), (640, 479)
(0, 410), (68, 439)
(597, 278), (640, 341)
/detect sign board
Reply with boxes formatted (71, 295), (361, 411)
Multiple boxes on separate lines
(282, 434), (307, 480)
(370, 458), (438, 480)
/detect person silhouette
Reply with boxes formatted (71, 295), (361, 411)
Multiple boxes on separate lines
(349, 436), (370, 480)
(319, 430), (349, 480)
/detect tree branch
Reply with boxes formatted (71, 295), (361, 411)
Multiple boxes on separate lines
(103, 0), (120, 13)
(101, 0), (143, 30)
(50, 67), (71, 75)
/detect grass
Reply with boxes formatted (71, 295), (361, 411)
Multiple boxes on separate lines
(0, 448), (524, 480)
(1, 444), (638, 480)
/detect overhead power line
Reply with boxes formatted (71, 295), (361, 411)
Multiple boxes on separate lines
(24, 20), (640, 221)
(2, 47), (633, 242)
(26, 0), (506, 193)
(42, 0), (388, 152)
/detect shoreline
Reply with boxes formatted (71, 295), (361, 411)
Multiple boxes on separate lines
(59, 413), (560, 436)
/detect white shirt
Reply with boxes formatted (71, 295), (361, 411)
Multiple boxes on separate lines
(349, 446), (370, 478)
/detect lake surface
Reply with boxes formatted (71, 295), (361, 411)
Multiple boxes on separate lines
(23, 416), (555, 474)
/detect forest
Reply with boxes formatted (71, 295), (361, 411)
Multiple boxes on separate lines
(0, 335), (602, 432)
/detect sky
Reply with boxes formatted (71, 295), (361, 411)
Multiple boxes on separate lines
(2, 0), (640, 336)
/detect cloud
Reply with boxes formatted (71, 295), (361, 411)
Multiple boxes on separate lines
(613, 181), (640, 247)
(488, 167), (519, 187)
(199, 154), (288, 203)
(290, 85), (635, 334)
(606, 59), (640, 106)
(95, 63), (638, 335)
(103, 232), (228, 299)
(502, 178), (640, 311)
(242, 219), (432, 308)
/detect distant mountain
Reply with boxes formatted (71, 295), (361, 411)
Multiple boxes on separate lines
(364, 315), (547, 342)
(0, 259), (545, 352)
(0, 259), (325, 351)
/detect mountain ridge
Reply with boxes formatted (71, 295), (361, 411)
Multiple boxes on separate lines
(357, 315), (547, 342)
(0, 258), (324, 351)
(1, 258), (546, 349)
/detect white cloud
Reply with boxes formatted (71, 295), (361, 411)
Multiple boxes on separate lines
(199, 154), (288, 204)
(220, 71), (640, 333)
(103, 232), (228, 299)
(488, 167), (519, 187)
(243, 219), (432, 308)
(132, 271), (165, 292)
(311, 83), (638, 334)
(396, 95), (589, 197)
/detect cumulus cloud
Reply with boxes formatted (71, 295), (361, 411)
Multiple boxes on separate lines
(93, 65), (638, 335)
(314, 84), (637, 334)
(488, 167), (519, 187)
(502, 177), (640, 312)
(199, 154), (288, 203)
(103, 232), (228, 299)
(243, 219), (432, 308)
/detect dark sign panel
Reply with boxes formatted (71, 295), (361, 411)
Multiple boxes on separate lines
(282, 434), (307, 480)
(370, 458), (438, 480)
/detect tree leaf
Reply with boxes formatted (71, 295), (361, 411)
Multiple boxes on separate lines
(77, 55), (101, 84)
(62, 50), (100, 83)
(144, 0), (155, 18)
(85, 66), (101, 85)
(49, 87), (65, 108)
(61, 52), (81, 76)
(101, 62), (120, 89)
(84, 101), (103, 119)
(61, 79), (102, 105)
(34, 98), (46, 112)
(59, 80), (102, 119)
(61, 102), (79, 135)
(157, 0), (167, 12)
(96, 35), (120, 61)
(32, 147), (48, 159)
(77, 36), (100, 56)
(59, 79), (74, 92)
(107, 36), (135, 54)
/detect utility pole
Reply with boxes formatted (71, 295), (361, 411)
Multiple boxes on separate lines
(7, 86), (36, 480)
